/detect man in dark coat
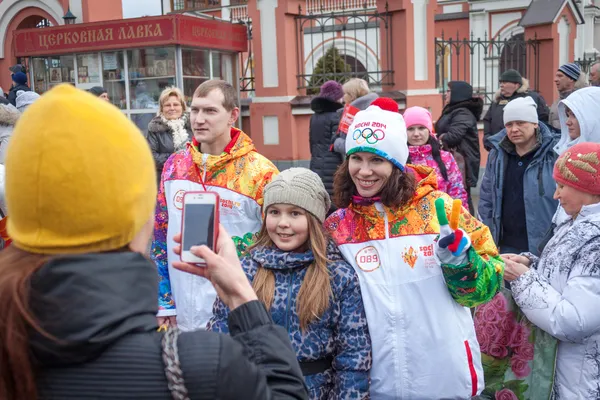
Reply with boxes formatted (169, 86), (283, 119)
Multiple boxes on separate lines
(479, 96), (558, 257)
(435, 81), (483, 214)
(482, 69), (549, 150)
(7, 72), (31, 107)
(309, 80), (344, 203)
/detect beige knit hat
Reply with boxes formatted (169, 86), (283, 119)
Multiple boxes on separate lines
(263, 168), (331, 222)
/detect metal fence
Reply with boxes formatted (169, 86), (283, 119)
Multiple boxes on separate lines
(305, 0), (377, 14)
(575, 56), (599, 73)
(295, 1), (393, 92)
(435, 32), (541, 106)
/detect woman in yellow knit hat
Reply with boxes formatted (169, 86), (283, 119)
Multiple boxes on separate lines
(0, 84), (307, 400)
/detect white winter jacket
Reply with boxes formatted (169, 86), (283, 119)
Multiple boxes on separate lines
(511, 202), (600, 399)
(554, 86), (600, 156)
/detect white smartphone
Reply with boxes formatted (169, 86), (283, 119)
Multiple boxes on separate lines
(180, 191), (219, 265)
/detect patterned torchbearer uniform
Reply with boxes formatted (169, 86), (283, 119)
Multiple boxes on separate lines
(151, 128), (278, 332)
(325, 164), (503, 399)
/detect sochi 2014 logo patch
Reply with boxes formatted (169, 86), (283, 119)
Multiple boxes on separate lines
(352, 121), (387, 145)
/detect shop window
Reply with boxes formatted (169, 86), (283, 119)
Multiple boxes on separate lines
(182, 49), (210, 104)
(212, 52), (235, 86)
(127, 47), (176, 110)
(102, 52), (126, 110)
(76, 54), (102, 88)
(31, 56), (75, 94)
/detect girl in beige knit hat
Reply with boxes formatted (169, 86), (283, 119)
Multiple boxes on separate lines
(208, 167), (372, 399)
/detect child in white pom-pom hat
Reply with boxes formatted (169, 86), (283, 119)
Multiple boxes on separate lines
(325, 97), (504, 399)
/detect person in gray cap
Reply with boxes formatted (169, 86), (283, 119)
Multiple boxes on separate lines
(208, 167), (371, 400)
(479, 96), (558, 257)
(549, 62), (588, 130)
(483, 69), (549, 150)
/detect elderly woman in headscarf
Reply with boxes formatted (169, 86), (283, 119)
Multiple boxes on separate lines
(146, 87), (192, 184)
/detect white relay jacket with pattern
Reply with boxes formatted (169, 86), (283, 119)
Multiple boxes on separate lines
(511, 202), (600, 399)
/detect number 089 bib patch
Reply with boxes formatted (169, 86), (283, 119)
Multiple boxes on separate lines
(355, 246), (381, 272)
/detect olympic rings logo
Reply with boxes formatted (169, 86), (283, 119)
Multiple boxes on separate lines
(352, 128), (386, 145)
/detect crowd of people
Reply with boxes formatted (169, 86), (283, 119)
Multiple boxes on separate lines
(0, 59), (598, 399)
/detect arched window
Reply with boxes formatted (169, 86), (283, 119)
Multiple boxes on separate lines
(36, 18), (52, 28)
(341, 54), (368, 81)
(499, 33), (527, 77)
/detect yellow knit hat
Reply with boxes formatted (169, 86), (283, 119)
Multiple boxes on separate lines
(5, 84), (157, 254)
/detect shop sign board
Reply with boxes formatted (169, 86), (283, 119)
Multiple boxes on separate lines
(14, 15), (247, 57)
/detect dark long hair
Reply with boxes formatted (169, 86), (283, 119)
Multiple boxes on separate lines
(0, 246), (50, 400)
(407, 136), (448, 181)
(333, 158), (417, 209)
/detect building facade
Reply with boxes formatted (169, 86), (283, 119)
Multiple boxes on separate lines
(0, 0), (123, 92)
(168, 0), (599, 169)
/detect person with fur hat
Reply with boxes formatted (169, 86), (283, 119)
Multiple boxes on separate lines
(6, 71), (31, 107)
(0, 84), (308, 400)
(435, 81), (483, 213)
(483, 69), (550, 150)
(309, 80), (344, 203)
(209, 167), (371, 400)
(403, 106), (468, 204)
(503, 141), (600, 399)
(479, 96), (558, 256)
(0, 103), (19, 164)
(326, 97), (503, 399)
(549, 63), (588, 131)
(15, 90), (40, 113)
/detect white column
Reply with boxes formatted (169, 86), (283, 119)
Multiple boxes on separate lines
(412, 0), (429, 81)
(584, 3), (599, 56)
(221, 0), (231, 21)
(558, 16), (570, 65)
(470, 10), (488, 90)
(69, 0), (83, 22)
(162, 0), (172, 14)
(257, 0), (279, 88)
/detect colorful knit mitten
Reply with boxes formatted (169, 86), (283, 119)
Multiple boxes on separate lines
(434, 198), (471, 264)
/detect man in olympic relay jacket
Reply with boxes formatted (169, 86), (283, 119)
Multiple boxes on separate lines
(152, 80), (279, 332)
(325, 98), (503, 398)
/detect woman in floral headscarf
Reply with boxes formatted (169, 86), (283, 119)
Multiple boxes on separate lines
(146, 87), (192, 184)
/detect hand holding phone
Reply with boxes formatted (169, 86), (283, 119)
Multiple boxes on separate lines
(172, 225), (258, 311)
(180, 191), (219, 265)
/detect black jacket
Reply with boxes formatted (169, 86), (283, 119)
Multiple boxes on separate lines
(309, 97), (344, 197)
(31, 252), (308, 399)
(146, 115), (192, 181)
(435, 98), (483, 188)
(482, 79), (550, 150)
(7, 84), (31, 106)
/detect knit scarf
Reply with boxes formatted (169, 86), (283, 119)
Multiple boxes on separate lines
(161, 114), (189, 151)
(352, 195), (381, 206)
